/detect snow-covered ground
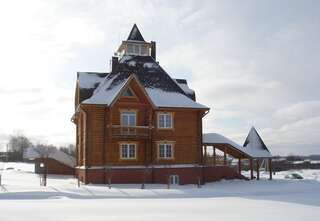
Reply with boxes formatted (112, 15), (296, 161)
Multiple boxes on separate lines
(0, 162), (320, 221)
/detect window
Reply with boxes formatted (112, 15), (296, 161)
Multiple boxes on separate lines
(121, 111), (136, 126)
(158, 113), (173, 129)
(169, 175), (179, 185)
(120, 143), (136, 159)
(126, 43), (150, 56)
(158, 143), (173, 159)
(140, 45), (148, 55)
(121, 88), (135, 97)
(127, 44), (134, 54)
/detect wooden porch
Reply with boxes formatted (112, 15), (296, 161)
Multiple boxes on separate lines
(203, 143), (273, 180)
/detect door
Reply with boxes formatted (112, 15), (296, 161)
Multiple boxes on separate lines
(169, 175), (179, 185)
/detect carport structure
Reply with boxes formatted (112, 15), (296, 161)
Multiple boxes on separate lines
(202, 128), (273, 180)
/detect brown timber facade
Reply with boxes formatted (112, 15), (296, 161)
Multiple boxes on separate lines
(72, 24), (249, 185)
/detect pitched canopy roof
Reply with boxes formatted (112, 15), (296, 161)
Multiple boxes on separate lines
(127, 24), (145, 42)
(203, 132), (272, 158)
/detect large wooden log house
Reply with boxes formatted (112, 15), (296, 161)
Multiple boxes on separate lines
(72, 24), (273, 185)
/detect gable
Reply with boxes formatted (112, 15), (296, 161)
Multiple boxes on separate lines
(121, 87), (135, 97)
(113, 76), (155, 108)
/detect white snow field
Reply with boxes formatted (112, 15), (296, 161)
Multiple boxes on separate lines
(0, 162), (320, 221)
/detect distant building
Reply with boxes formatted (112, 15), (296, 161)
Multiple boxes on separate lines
(24, 147), (75, 175)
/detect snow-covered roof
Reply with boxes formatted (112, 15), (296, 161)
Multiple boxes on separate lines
(82, 74), (129, 105)
(24, 148), (76, 168)
(243, 127), (272, 158)
(78, 72), (107, 89)
(77, 72), (108, 103)
(174, 79), (196, 101)
(145, 88), (206, 109)
(203, 133), (272, 158)
(80, 55), (208, 109)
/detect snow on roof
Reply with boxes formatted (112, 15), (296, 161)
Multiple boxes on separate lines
(82, 74), (129, 105)
(24, 148), (76, 167)
(77, 55), (208, 109)
(78, 72), (107, 89)
(174, 79), (195, 96)
(203, 133), (272, 158)
(243, 127), (272, 158)
(146, 88), (208, 109)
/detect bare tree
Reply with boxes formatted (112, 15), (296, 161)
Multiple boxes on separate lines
(60, 144), (76, 157)
(33, 144), (56, 186)
(8, 133), (32, 161)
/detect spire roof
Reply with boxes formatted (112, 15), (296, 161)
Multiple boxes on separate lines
(243, 127), (269, 152)
(127, 24), (145, 42)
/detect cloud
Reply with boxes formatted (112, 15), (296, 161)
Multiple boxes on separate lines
(0, 0), (319, 155)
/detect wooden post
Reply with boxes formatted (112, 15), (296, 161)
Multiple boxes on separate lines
(238, 158), (241, 175)
(256, 159), (260, 180)
(223, 147), (227, 166)
(213, 147), (216, 166)
(250, 159), (254, 180)
(204, 146), (207, 165)
(269, 158), (273, 180)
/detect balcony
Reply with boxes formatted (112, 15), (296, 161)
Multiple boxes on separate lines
(110, 125), (151, 138)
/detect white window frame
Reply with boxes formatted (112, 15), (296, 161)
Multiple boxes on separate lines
(126, 43), (149, 56)
(120, 143), (137, 160)
(157, 112), (173, 129)
(158, 143), (173, 159)
(120, 110), (137, 127)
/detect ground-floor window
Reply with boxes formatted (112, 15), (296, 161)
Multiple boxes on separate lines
(158, 143), (174, 159)
(169, 175), (179, 185)
(120, 143), (136, 159)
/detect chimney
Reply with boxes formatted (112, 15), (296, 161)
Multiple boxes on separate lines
(151, 41), (156, 60)
(111, 56), (119, 73)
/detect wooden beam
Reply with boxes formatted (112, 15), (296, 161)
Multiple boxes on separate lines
(256, 159), (260, 180)
(204, 146), (207, 165)
(250, 159), (254, 180)
(269, 158), (273, 180)
(213, 147), (216, 166)
(238, 158), (241, 175)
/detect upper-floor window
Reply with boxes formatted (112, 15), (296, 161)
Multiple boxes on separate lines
(120, 143), (136, 159)
(121, 111), (136, 126)
(126, 43), (149, 56)
(158, 143), (173, 159)
(158, 112), (173, 129)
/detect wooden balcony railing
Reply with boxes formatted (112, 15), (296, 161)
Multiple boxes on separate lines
(110, 125), (151, 138)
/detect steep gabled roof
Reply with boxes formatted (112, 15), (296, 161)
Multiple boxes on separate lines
(243, 127), (272, 158)
(127, 24), (145, 42)
(82, 55), (208, 109)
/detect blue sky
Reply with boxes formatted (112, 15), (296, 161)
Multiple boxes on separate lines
(0, 0), (319, 155)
